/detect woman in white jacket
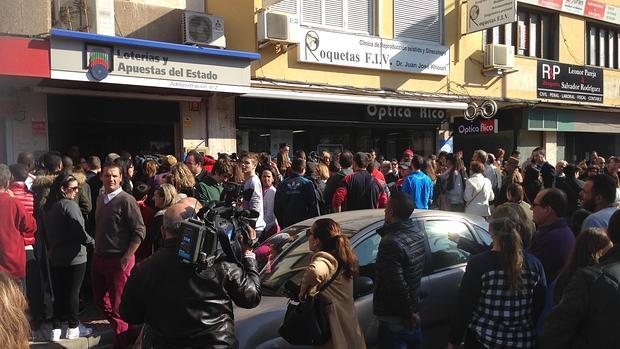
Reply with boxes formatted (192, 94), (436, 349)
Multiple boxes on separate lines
(464, 161), (495, 218)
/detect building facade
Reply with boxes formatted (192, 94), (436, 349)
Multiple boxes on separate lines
(1, 0), (620, 164)
(211, 0), (620, 163)
(0, 0), (258, 164)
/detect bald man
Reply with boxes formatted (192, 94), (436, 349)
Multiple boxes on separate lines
(120, 202), (261, 347)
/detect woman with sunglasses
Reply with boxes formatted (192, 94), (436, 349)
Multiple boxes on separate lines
(299, 218), (366, 349)
(44, 173), (94, 342)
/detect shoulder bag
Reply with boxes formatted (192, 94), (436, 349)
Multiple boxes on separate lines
(465, 180), (487, 211)
(278, 268), (340, 345)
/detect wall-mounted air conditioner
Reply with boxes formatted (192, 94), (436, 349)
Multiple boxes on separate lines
(483, 44), (515, 69)
(257, 10), (300, 44)
(182, 11), (226, 48)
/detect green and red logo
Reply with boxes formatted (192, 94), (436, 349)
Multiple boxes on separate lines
(86, 45), (112, 81)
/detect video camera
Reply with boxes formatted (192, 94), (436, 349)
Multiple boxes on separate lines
(177, 182), (259, 269)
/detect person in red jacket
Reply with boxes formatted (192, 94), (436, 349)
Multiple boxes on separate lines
(333, 152), (388, 212)
(0, 164), (37, 290)
(9, 164), (35, 240)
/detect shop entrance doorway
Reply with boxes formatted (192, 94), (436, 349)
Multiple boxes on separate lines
(47, 95), (179, 159)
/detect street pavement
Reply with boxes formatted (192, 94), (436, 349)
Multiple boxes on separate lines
(29, 303), (113, 349)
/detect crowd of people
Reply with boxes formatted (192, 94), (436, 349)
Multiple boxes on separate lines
(0, 142), (619, 348)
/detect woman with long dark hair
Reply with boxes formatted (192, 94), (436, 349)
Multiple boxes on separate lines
(553, 228), (611, 304)
(439, 154), (466, 212)
(535, 227), (612, 334)
(299, 218), (366, 349)
(114, 157), (134, 194)
(449, 204), (547, 349)
(44, 173), (94, 341)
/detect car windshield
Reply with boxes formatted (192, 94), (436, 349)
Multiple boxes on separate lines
(258, 225), (356, 296)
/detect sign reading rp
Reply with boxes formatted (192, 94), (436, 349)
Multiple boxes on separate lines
(537, 60), (603, 103)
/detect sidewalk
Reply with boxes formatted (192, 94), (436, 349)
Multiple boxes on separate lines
(29, 303), (114, 349)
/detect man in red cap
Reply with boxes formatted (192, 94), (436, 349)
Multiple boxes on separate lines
(403, 149), (414, 163)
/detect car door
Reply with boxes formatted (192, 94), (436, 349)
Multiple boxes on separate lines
(418, 218), (477, 349)
(350, 223), (383, 347)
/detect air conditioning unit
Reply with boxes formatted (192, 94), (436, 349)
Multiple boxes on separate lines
(483, 44), (515, 69)
(257, 10), (300, 44)
(182, 11), (226, 48)
(53, 0), (114, 35)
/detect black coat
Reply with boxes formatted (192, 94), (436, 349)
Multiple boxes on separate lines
(373, 219), (426, 317)
(195, 168), (208, 183)
(120, 238), (261, 348)
(555, 176), (584, 217)
(540, 161), (556, 189)
(541, 245), (620, 349)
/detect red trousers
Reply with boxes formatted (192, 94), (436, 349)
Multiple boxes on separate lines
(92, 254), (136, 349)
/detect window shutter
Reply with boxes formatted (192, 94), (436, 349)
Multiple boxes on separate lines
(269, 0), (297, 14)
(324, 0), (343, 28)
(347, 0), (371, 33)
(394, 0), (441, 43)
(301, 0), (323, 25)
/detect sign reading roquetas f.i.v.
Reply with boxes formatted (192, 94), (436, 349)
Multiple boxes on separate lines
(467, 0), (517, 34)
(298, 28), (449, 76)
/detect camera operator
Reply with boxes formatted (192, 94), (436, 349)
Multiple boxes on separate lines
(120, 202), (261, 348)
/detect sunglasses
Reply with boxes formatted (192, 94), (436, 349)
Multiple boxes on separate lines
(66, 185), (79, 192)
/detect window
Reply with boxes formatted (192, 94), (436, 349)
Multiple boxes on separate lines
(587, 22), (619, 69)
(483, 6), (558, 60)
(355, 232), (381, 279)
(394, 0), (442, 43)
(473, 225), (492, 246)
(270, 0), (373, 34)
(424, 220), (473, 271)
(270, 0), (298, 14)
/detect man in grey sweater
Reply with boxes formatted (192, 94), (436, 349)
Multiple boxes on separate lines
(92, 163), (145, 349)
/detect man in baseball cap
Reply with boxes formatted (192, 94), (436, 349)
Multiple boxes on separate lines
(403, 149), (414, 163)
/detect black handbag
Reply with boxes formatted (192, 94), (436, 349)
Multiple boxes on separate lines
(278, 269), (340, 345)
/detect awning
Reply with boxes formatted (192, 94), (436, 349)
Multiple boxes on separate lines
(0, 36), (50, 78)
(241, 87), (468, 110)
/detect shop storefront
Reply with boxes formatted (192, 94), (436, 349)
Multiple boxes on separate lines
(524, 108), (620, 162)
(452, 109), (517, 159)
(0, 36), (51, 164)
(45, 28), (260, 158)
(0, 28), (260, 162)
(237, 95), (462, 159)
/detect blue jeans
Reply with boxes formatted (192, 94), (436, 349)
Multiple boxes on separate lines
(378, 320), (422, 349)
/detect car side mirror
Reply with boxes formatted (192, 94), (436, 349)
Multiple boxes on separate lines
(353, 276), (374, 298)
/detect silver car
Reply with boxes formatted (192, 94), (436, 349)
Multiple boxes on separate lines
(234, 209), (491, 349)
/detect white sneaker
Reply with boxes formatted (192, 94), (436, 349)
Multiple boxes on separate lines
(66, 323), (92, 339)
(50, 328), (62, 342)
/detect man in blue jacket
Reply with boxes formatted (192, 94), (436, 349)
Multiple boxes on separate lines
(402, 155), (433, 209)
(530, 188), (575, 281)
(274, 158), (319, 228)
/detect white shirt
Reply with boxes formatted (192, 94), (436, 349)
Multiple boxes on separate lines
(242, 175), (266, 233)
(25, 173), (36, 190)
(103, 187), (123, 205)
(263, 186), (278, 230)
(464, 173), (495, 217)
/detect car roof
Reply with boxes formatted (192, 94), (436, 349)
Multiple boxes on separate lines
(289, 209), (488, 233)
